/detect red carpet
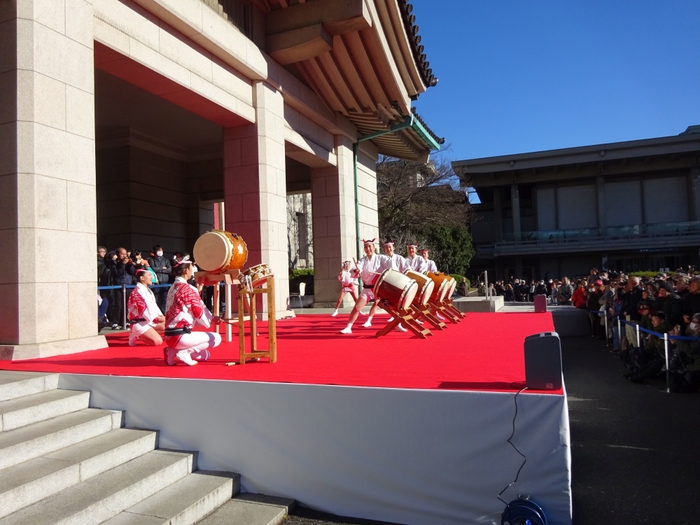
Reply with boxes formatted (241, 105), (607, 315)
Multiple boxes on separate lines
(0, 313), (558, 393)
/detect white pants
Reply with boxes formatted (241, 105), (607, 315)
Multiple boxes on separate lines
(167, 332), (222, 359)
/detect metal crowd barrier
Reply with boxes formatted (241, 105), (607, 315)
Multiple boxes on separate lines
(611, 315), (700, 393)
(98, 283), (171, 331)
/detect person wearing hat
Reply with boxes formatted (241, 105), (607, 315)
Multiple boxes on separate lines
(419, 248), (438, 274)
(403, 242), (427, 273)
(331, 260), (360, 317)
(656, 280), (683, 328)
(127, 268), (165, 347)
(625, 311), (672, 383)
(163, 256), (222, 366)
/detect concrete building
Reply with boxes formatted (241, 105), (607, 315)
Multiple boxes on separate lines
(452, 127), (700, 281)
(1, 0), (441, 359)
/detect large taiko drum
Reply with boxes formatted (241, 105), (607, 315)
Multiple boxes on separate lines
(427, 271), (451, 302)
(374, 269), (418, 311)
(404, 269), (435, 306)
(193, 230), (248, 273)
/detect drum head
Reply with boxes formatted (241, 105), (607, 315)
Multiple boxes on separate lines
(194, 231), (231, 273)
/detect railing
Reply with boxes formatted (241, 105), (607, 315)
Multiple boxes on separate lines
(98, 283), (171, 329)
(499, 220), (700, 244)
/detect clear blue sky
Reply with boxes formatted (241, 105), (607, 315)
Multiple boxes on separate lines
(411, 1), (700, 162)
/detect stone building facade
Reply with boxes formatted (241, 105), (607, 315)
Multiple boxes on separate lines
(453, 128), (700, 281)
(1, 0), (441, 358)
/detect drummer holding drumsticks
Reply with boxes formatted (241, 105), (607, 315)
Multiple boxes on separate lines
(339, 239), (386, 334)
(361, 240), (408, 329)
(163, 256), (223, 366)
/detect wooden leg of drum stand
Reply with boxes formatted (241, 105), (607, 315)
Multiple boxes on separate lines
(267, 277), (277, 363)
(224, 277), (233, 342)
(443, 299), (465, 319)
(430, 301), (459, 324)
(411, 304), (446, 330)
(375, 303), (429, 339)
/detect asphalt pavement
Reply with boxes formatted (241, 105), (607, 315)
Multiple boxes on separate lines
(285, 334), (700, 525)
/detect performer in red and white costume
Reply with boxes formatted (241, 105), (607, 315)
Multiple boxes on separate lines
(340, 239), (387, 334)
(331, 260), (360, 317)
(127, 268), (165, 346)
(163, 256), (222, 366)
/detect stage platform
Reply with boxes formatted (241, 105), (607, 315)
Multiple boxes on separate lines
(0, 312), (572, 525)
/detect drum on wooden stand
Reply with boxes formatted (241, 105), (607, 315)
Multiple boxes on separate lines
(427, 271), (451, 302)
(404, 270), (435, 306)
(193, 230), (248, 273)
(374, 269), (418, 311)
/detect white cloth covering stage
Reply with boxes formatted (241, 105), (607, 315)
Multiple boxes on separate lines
(59, 374), (572, 525)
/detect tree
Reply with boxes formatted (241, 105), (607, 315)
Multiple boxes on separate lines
(376, 152), (475, 273)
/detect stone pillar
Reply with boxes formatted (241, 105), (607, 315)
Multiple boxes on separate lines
(596, 176), (606, 234)
(222, 81), (287, 317)
(311, 136), (356, 307)
(511, 184), (521, 241)
(0, 0), (107, 359)
(493, 186), (503, 242)
(689, 167), (700, 222)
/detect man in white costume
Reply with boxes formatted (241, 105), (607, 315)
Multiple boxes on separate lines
(340, 240), (387, 334)
(404, 242), (427, 273)
(420, 248), (438, 274)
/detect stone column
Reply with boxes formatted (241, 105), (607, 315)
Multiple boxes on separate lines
(222, 81), (287, 317)
(493, 186), (503, 242)
(311, 135), (356, 307)
(689, 167), (700, 222)
(596, 175), (606, 234)
(511, 184), (521, 241)
(0, 0), (107, 359)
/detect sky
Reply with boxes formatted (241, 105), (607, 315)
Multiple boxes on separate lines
(410, 1), (700, 162)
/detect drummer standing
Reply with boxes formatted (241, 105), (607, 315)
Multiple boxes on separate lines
(340, 239), (386, 334)
(361, 240), (408, 329)
(404, 242), (427, 273)
(420, 248), (438, 274)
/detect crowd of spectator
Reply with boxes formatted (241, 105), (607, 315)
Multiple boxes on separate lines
(484, 267), (700, 392)
(97, 244), (199, 330)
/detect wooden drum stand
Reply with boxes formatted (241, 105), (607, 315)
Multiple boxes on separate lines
(374, 299), (431, 339)
(194, 269), (241, 342)
(234, 275), (277, 365)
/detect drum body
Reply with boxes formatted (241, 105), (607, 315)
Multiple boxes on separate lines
(193, 230), (248, 273)
(427, 271), (451, 302)
(374, 269), (418, 311)
(404, 270), (435, 306)
(243, 264), (273, 284)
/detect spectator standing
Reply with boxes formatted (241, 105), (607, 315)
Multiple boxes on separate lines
(558, 277), (573, 305)
(656, 281), (683, 329)
(148, 244), (172, 312)
(109, 247), (136, 329)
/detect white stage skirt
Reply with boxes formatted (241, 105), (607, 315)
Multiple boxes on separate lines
(60, 374), (572, 525)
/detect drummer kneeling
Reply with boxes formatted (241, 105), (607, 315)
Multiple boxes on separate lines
(164, 256), (222, 366)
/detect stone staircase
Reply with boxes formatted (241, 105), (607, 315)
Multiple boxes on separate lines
(0, 370), (294, 524)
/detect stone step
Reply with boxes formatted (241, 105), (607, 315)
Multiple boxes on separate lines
(0, 389), (90, 432)
(197, 493), (295, 525)
(102, 471), (240, 525)
(0, 449), (194, 525)
(0, 408), (123, 470)
(0, 372), (59, 403)
(0, 428), (157, 519)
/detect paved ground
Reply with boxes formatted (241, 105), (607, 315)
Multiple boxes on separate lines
(284, 334), (700, 525)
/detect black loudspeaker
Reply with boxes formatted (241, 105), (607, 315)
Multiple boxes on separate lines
(524, 332), (562, 390)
